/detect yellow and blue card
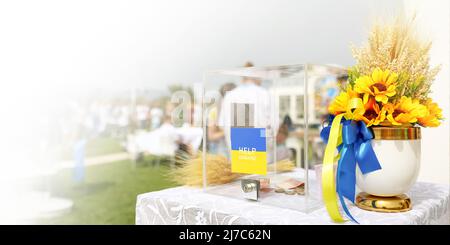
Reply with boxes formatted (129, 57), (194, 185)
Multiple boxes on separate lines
(230, 127), (267, 175)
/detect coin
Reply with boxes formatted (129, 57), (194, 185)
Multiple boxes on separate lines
(293, 186), (305, 195)
(275, 188), (285, 193)
(296, 189), (305, 195)
(259, 178), (270, 189)
(276, 178), (304, 189)
(285, 189), (295, 195)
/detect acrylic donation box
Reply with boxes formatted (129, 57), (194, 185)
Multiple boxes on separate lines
(201, 64), (346, 213)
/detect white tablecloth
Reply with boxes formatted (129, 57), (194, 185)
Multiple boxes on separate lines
(136, 172), (449, 225)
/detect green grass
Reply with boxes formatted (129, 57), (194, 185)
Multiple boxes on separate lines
(84, 137), (124, 157)
(60, 137), (125, 161)
(38, 159), (179, 224)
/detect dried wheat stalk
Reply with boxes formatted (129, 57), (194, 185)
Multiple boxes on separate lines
(168, 153), (295, 187)
(350, 15), (440, 102)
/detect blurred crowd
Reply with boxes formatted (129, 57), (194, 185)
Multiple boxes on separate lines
(34, 61), (343, 184)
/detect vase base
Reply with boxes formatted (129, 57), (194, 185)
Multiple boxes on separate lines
(355, 192), (411, 213)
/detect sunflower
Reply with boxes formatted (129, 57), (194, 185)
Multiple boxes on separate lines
(385, 96), (427, 126)
(328, 88), (359, 115)
(361, 98), (387, 126)
(354, 68), (398, 104)
(328, 88), (365, 121)
(418, 99), (443, 127)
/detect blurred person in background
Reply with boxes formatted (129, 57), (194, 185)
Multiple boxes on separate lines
(117, 104), (130, 138)
(73, 128), (87, 183)
(282, 115), (295, 132)
(207, 82), (236, 157)
(274, 123), (292, 162)
(70, 102), (88, 183)
(150, 104), (163, 130)
(176, 104), (202, 157)
(154, 114), (179, 158)
(218, 62), (277, 159)
(136, 104), (150, 130)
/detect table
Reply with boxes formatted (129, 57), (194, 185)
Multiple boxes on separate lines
(136, 172), (449, 225)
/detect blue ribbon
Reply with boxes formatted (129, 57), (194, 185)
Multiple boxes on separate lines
(320, 115), (382, 223)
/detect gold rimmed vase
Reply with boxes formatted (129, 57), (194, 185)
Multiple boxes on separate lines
(355, 126), (421, 212)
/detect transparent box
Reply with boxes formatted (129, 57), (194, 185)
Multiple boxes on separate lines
(201, 64), (346, 213)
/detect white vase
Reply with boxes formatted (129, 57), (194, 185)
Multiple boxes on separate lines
(356, 127), (421, 197)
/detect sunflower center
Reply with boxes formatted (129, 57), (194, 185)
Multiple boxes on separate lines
(372, 83), (387, 92)
(364, 109), (378, 120)
(392, 109), (404, 118)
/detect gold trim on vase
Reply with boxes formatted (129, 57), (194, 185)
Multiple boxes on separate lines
(355, 192), (412, 213)
(371, 126), (421, 140)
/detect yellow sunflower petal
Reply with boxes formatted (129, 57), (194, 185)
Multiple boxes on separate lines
(354, 76), (373, 94)
(387, 72), (398, 84)
(371, 68), (382, 82)
(373, 86), (380, 94)
(382, 70), (390, 82)
(363, 93), (369, 104)
(387, 114), (401, 125)
(375, 95), (388, 104)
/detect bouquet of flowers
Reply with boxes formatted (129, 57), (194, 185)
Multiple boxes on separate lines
(329, 17), (443, 127)
(321, 16), (444, 223)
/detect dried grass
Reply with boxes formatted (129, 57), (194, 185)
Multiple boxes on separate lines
(168, 153), (295, 187)
(350, 15), (440, 102)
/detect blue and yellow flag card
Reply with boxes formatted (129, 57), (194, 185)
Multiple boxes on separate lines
(230, 127), (267, 175)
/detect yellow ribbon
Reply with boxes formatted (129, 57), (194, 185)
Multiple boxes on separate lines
(322, 98), (366, 222)
(322, 113), (346, 222)
(344, 98), (365, 121)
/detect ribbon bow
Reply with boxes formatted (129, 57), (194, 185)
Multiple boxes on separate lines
(320, 114), (382, 223)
